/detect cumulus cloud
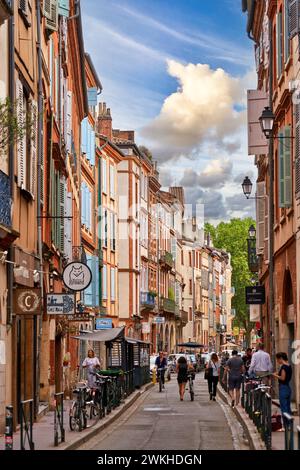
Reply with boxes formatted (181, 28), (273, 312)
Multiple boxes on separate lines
(180, 159), (233, 189)
(141, 60), (246, 162)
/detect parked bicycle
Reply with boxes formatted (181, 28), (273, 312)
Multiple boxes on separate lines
(69, 385), (88, 432)
(89, 373), (106, 422)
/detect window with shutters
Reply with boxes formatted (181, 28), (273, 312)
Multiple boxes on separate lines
(102, 158), (107, 194)
(110, 212), (116, 251)
(284, 0), (291, 62)
(18, 0), (31, 27)
(256, 181), (265, 255)
(111, 267), (115, 301)
(102, 264), (107, 300)
(103, 209), (108, 248)
(278, 127), (292, 208)
(276, 11), (283, 79)
(288, 0), (300, 40)
(109, 164), (115, 199)
(295, 103), (300, 199)
(58, 0), (69, 17)
(43, 0), (58, 33)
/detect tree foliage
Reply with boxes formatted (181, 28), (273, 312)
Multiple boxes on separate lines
(139, 145), (153, 161)
(205, 218), (256, 344)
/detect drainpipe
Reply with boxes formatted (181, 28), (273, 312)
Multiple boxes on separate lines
(7, 1), (15, 328)
(36, 0), (44, 413)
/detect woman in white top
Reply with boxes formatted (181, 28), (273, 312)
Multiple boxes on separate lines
(82, 349), (101, 388)
(206, 353), (221, 401)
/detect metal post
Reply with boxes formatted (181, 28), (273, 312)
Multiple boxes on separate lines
(5, 406), (13, 450)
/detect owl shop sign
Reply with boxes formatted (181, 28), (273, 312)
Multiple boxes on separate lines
(62, 262), (92, 292)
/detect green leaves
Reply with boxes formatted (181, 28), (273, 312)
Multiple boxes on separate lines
(205, 218), (256, 344)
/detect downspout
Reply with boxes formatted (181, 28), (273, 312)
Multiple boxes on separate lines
(7, 0), (15, 328)
(36, 0), (44, 413)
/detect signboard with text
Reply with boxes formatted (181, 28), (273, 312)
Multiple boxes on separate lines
(95, 318), (113, 330)
(246, 286), (265, 305)
(47, 294), (75, 315)
(13, 288), (42, 315)
(153, 317), (165, 324)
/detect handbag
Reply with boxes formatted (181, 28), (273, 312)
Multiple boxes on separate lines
(204, 363), (213, 380)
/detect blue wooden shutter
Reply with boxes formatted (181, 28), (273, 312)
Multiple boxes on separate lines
(284, 126), (292, 207)
(111, 267), (115, 301)
(289, 0), (299, 39)
(84, 254), (93, 306)
(87, 87), (97, 107)
(90, 129), (95, 166)
(81, 118), (88, 155)
(58, 0), (69, 17)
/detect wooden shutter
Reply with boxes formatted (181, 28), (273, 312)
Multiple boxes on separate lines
(44, 0), (58, 32)
(110, 165), (115, 198)
(64, 192), (72, 263)
(264, 195), (269, 264)
(102, 158), (107, 193)
(66, 90), (72, 153)
(256, 181), (265, 254)
(90, 129), (95, 166)
(284, 126), (292, 207)
(295, 103), (300, 198)
(247, 90), (268, 155)
(276, 12), (283, 78)
(29, 100), (38, 198)
(49, 38), (53, 102)
(16, 79), (26, 189)
(111, 267), (115, 301)
(278, 130), (285, 207)
(58, 0), (69, 17)
(81, 118), (88, 155)
(289, 0), (299, 39)
(102, 264), (107, 299)
(59, 176), (65, 253)
(284, 0), (290, 62)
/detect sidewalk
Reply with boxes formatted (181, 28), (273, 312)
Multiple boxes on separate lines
(271, 401), (299, 450)
(0, 383), (153, 451)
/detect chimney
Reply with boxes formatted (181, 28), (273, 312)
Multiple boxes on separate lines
(98, 102), (112, 140)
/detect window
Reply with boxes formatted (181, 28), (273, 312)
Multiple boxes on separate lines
(103, 209), (108, 247)
(111, 267), (115, 301)
(278, 127), (292, 208)
(189, 307), (192, 322)
(81, 182), (92, 230)
(189, 251), (192, 267)
(284, 0), (290, 62)
(181, 250), (184, 265)
(102, 264), (107, 300)
(276, 10), (283, 79)
(102, 159), (107, 194)
(110, 212), (116, 251)
(110, 165), (115, 199)
(189, 279), (192, 295)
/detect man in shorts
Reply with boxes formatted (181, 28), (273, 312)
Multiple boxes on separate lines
(223, 350), (245, 407)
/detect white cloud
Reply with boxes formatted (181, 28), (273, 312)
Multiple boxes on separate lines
(141, 60), (247, 161)
(180, 159), (233, 189)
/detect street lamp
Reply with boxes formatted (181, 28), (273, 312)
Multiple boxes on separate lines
(259, 106), (275, 139)
(248, 225), (256, 239)
(242, 176), (253, 199)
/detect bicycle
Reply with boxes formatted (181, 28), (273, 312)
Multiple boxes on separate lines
(89, 374), (106, 422)
(69, 385), (88, 432)
(187, 371), (195, 401)
(157, 367), (166, 392)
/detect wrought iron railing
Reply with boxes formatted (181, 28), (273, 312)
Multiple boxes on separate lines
(19, 399), (35, 450)
(159, 251), (173, 269)
(141, 292), (156, 308)
(160, 297), (175, 313)
(54, 392), (65, 447)
(0, 170), (12, 227)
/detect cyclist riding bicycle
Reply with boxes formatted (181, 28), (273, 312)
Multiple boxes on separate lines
(155, 351), (167, 389)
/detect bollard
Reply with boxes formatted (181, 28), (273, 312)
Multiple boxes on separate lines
(152, 368), (157, 384)
(5, 406), (13, 450)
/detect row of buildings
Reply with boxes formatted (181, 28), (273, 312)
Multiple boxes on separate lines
(0, 0), (233, 432)
(242, 0), (300, 409)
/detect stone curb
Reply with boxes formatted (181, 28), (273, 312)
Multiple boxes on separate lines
(58, 382), (154, 451)
(217, 386), (266, 451)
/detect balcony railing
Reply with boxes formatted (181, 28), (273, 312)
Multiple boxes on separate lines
(180, 310), (188, 324)
(140, 292), (156, 309)
(159, 250), (173, 269)
(0, 170), (12, 228)
(160, 297), (175, 314)
(175, 304), (180, 318)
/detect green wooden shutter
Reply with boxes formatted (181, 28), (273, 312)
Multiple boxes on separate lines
(284, 126), (292, 207)
(278, 130), (285, 207)
(59, 177), (66, 253)
(277, 12), (283, 78)
(284, 0), (290, 62)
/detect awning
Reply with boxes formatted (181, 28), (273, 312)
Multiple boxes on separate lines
(177, 342), (204, 348)
(72, 327), (125, 342)
(125, 337), (151, 345)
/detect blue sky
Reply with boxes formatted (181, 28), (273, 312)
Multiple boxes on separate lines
(81, 0), (256, 223)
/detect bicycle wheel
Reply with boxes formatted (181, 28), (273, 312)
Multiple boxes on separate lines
(69, 402), (77, 431)
(159, 375), (162, 392)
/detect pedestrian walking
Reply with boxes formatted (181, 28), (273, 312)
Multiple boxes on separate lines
(155, 351), (168, 389)
(82, 349), (101, 388)
(242, 348), (252, 374)
(176, 356), (189, 401)
(273, 352), (293, 428)
(223, 350), (245, 407)
(248, 343), (272, 383)
(206, 353), (220, 401)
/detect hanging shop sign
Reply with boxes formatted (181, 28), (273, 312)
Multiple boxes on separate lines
(245, 286), (265, 305)
(13, 288), (42, 315)
(250, 304), (260, 322)
(142, 322), (151, 334)
(62, 262), (92, 292)
(95, 318), (113, 330)
(47, 294), (75, 315)
(153, 316), (165, 324)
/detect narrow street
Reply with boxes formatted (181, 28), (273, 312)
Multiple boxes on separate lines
(79, 375), (249, 451)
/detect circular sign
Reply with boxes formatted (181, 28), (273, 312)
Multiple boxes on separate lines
(62, 262), (92, 292)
